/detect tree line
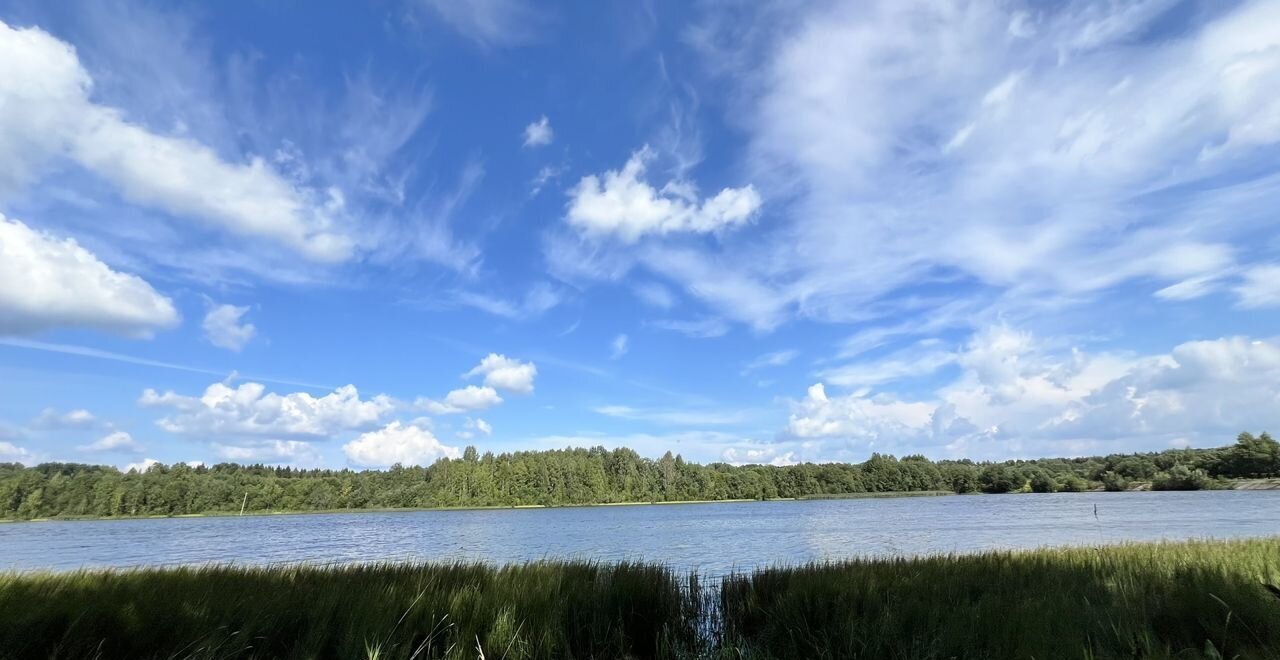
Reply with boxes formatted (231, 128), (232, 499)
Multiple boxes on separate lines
(1, 432), (1276, 520)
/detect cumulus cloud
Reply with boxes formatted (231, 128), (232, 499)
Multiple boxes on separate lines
(202, 303), (256, 351)
(78, 430), (142, 453)
(522, 115), (553, 147)
(0, 441), (34, 463)
(419, 385), (504, 414)
(785, 328), (1280, 460)
(123, 457), (160, 473)
(566, 146), (762, 241)
(140, 380), (394, 437)
(414, 354), (536, 415)
(211, 440), (320, 465)
(344, 421), (461, 468)
(33, 407), (97, 429)
(722, 446), (797, 467)
(0, 214), (178, 336)
(787, 383), (937, 445)
(464, 353), (537, 394)
(0, 20), (352, 261)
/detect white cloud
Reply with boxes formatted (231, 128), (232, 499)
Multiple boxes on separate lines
(1155, 274), (1224, 302)
(419, 385), (504, 415)
(464, 353), (537, 393)
(610, 334), (629, 360)
(522, 115), (553, 147)
(344, 421), (461, 468)
(33, 407), (97, 429)
(531, 430), (759, 464)
(0, 214), (178, 336)
(418, 0), (544, 47)
(633, 281), (676, 309)
(722, 446), (797, 467)
(0, 337), (328, 389)
(202, 303), (256, 351)
(529, 164), (562, 196)
(140, 380), (394, 437)
(0, 20), (352, 261)
(818, 343), (958, 388)
(1235, 264), (1280, 308)
(211, 440), (320, 465)
(787, 383), (937, 446)
(0, 441), (34, 463)
(78, 431), (142, 453)
(451, 283), (562, 320)
(123, 457), (160, 473)
(785, 328), (1280, 460)
(743, 349), (799, 372)
(447, 385), (502, 409)
(458, 416), (494, 439)
(593, 405), (750, 426)
(652, 0), (1280, 331)
(648, 317), (730, 338)
(566, 146), (762, 241)
(414, 354), (536, 416)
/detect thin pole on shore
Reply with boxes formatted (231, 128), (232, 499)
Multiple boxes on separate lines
(240, 492), (248, 516)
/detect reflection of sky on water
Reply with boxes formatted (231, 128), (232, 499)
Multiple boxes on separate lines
(3, 491), (1278, 576)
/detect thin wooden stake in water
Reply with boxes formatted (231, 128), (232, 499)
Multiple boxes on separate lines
(239, 492), (248, 516)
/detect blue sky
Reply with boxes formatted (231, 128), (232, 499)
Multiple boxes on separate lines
(1, 0), (1279, 471)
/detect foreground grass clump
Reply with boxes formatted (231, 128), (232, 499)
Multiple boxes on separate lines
(0, 561), (704, 660)
(721, 538), (1280, 660)
(2, 538), (1279, 659)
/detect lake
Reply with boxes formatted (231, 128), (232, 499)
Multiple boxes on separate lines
(3, 491), (1278, 575)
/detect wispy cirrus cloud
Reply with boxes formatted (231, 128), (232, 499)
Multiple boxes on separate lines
(416, 0), (548, 47)
(641, 0), (1280, 335)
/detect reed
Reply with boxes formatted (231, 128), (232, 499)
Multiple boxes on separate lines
(719, 538), (1280, 659)
(2, 538), (1278, 659)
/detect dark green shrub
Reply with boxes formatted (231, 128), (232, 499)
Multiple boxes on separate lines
(1100, 471), (1129, 492)
(1029, 471), (1058, 493)
(1152, 465), (1214, 491)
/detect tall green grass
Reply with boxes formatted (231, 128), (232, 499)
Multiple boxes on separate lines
(719, 538), (1280, 659)
(2, 538), (1278, 659)
(0, 561), (704, 659)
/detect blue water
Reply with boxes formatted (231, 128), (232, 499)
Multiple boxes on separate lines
(2, 491), (1277, 575)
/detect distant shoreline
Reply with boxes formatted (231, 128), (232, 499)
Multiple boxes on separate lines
(4, 481), (1277, 524)
(2, 496), (771, 524)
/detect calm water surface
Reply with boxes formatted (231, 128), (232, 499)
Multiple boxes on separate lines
(3, 491), (1277, 574)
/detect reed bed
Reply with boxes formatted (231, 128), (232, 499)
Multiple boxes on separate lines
(2, 538), (1278, 659)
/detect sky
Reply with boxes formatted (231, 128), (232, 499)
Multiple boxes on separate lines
(1, 0), (1279, 472)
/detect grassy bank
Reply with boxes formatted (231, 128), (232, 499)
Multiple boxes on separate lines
(3, 538), (1279, 659)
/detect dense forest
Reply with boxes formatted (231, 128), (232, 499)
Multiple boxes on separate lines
(1, 433), (1276, 520)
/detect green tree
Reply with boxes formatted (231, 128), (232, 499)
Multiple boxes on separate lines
(1029, 471), (1058, 493)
